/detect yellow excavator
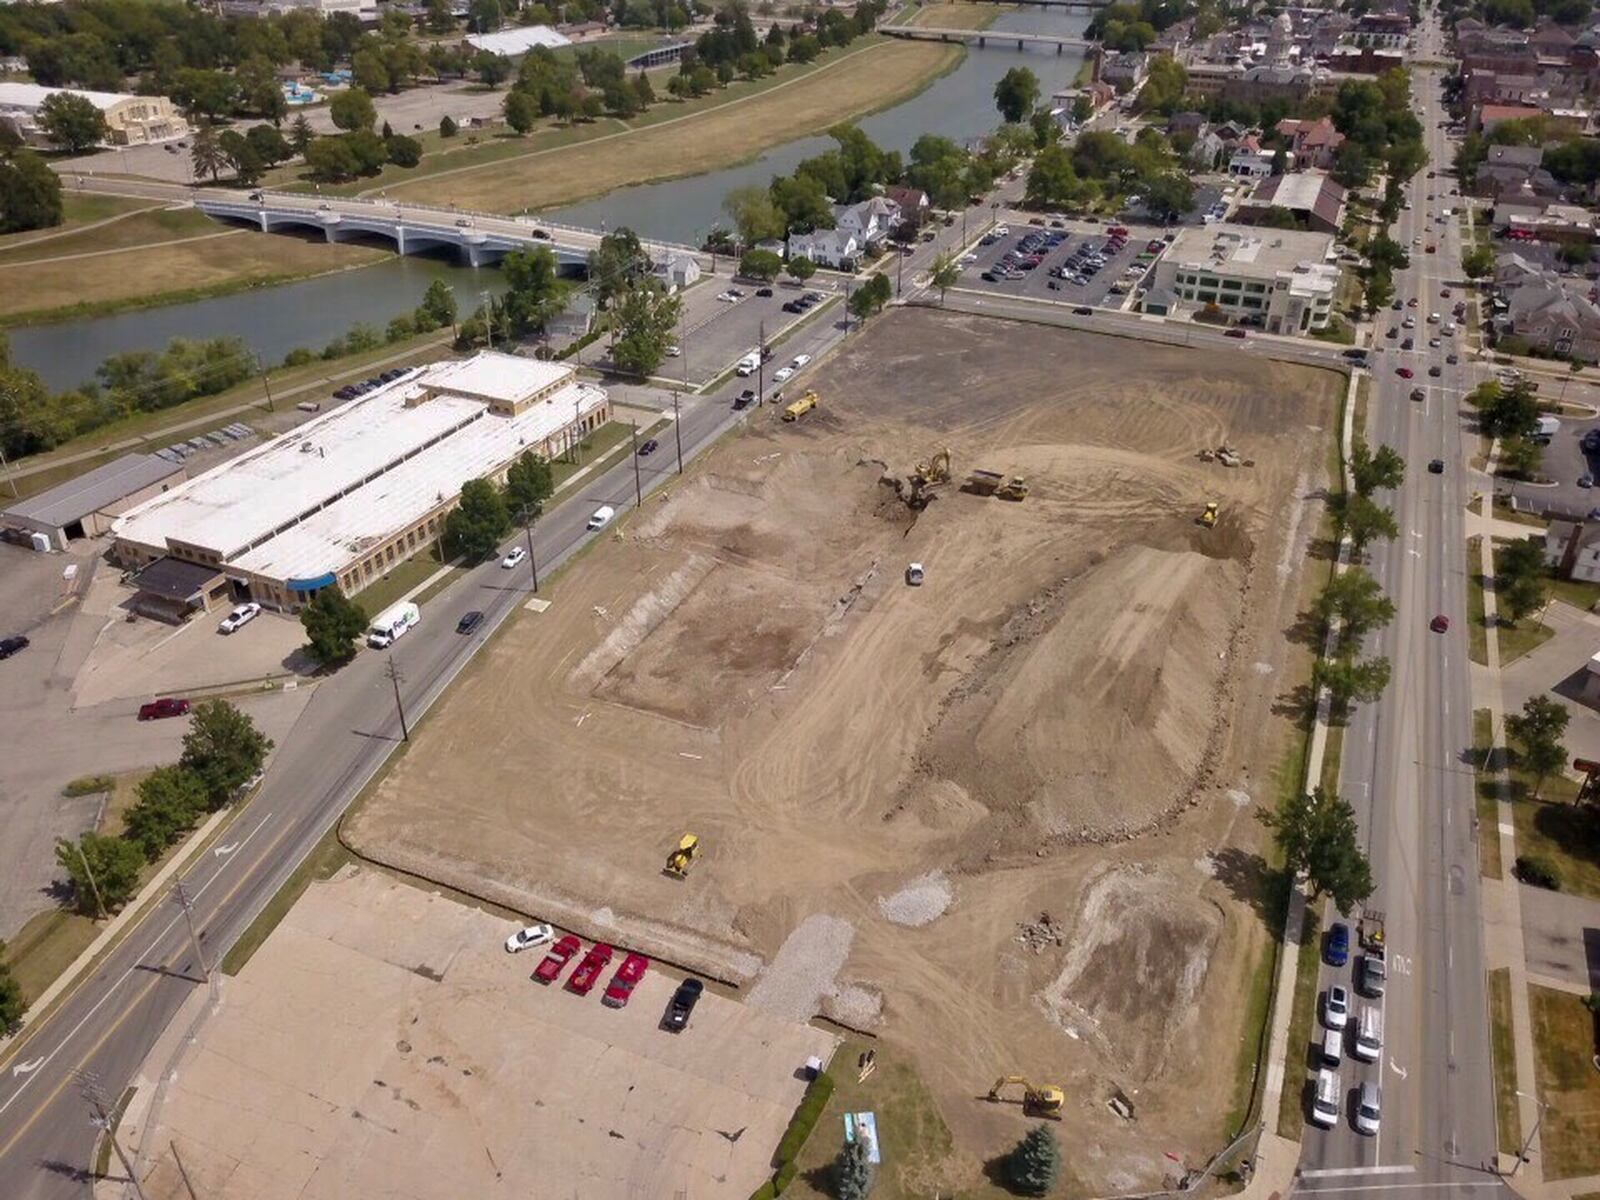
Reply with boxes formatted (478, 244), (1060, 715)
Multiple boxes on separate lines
(1198, 502), (1219, 528)
(664, 834), (699, 880)
(905, 448), (953, 509)
(987, 1076), (1065, 1119)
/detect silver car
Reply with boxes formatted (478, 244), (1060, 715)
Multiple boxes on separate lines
(1355, 1080), (1381, 1136)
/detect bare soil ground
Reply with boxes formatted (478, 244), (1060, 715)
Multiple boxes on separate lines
(346, 308), (1341, 1191)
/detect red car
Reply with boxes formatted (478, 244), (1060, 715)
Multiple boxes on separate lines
(1426, 244), (1437, 254)
(1430, 614), (1450, 633)
(602, 953), (650, 1008)
(138, 697), (190, 721)
(566, 943), (614, 995)
(532, 934), (582, 984)
(1225, 328), (1247, 338)
(1397, 367), (1414, 379)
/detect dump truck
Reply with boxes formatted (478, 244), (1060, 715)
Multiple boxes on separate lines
(783, 391), (818, 422)
(965, 469), (1029, 501)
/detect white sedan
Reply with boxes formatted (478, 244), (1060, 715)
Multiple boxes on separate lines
(791, 353), (811, 369)
(505, 923), (554, 953)
(218, 602), (261, 634)
(501, 546), (526, 569)
(773, 366), (796, 384)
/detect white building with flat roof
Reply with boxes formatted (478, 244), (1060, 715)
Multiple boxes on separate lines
(0, 82), (188, 146)
(1143, 223), (1340, 335)
(112, 353), (608, 614)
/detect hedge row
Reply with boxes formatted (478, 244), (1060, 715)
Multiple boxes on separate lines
(748, 1071), (836, 1199)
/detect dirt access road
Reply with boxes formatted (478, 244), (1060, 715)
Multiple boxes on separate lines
(346, 308), (1342, 1192)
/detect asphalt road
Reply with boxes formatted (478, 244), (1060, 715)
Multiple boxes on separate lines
(1296, 16), (1509, 1200)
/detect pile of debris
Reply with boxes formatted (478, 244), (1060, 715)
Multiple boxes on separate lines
(1197, 443), (1255, 468)
(1016, 911), (1067, 953)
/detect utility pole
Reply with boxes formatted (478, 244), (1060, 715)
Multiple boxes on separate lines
(519, 505), (540, 593)
(0, 441), (16, 499)
(630, 421), (643, 509)
(74, 1071), (150, 1200)
(671, 391), (683, 475)
(896, 240), (904, 296)
(481, 290), (494, 350)
(76, 839), (107, 921)
(385, 657), (410, 743)
(757, 319), (766, 405)
(255, 354), (275, 412)
(171, 880), (211, 980)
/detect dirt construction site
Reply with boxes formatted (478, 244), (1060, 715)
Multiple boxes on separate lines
(342, 308), (1344, 1194)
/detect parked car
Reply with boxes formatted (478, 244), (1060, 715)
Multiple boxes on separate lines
(1073, 306), (1093, 316)
(1325, 922), (1350, 967)
(783, 299), (805, 311)
(1582, 474), (1595, 489)
(773, 366), (795, 384)
(505, 923), (554, 954)
(1311, 1068), (1341, 1128)
(566, 943), (615, 995)
(0, 635), (29, 660)
(1354, 1080), (1382, 1136)
(1428, 365), (1442, 377)
(733, 389), (756, 410)
(1224, 328), (1247, 339)
(138, 697), (191, 721)
(662, 977), (704, 1032)
(755, 287), (774, 297)
(792, 353), (812, 369)
(532, 934), (582, 984)
(587, 505), (615, 531)
(1323, 984), (1350, 1030)
(665, 344), (681, 357)
(501, 546), (526, 569)
(456, 610), (485, 635)
(602, 953), (649, 1008)
(1397, 367), (1414, 379)
(218, 602), (261, 635)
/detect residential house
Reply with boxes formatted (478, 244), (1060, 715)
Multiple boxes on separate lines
(1228, 144), (1275, 177)
(884, 185), (930, 224)
(1493, 258), (1600, 360)
(1167, 110), (1208, 136)
(835, 196), (900, 248)
(786, 226), (861, 271)
(1274, 115), (1345, 170)
(1475, 143), (1562, 201)
(1531, 18), (1576, 62)
(1100, 51), (1148, 91)
(1475, 102), (1547, 134)
(1187, 127), (1227, 171)
(652, 251), (701, 292)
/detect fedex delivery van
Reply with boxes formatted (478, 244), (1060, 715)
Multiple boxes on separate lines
(368, 601), (420, 649)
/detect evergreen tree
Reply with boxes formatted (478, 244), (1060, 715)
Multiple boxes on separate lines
(1005, 1124), (1063, 1196)
(832, 1136), (875, 1200)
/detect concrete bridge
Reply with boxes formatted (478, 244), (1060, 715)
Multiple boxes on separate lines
(880, 23), (1095, 51)
(194, 190), (708, 271)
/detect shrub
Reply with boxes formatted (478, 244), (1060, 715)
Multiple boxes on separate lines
(774, 1071), (835, 1167)
(62, 775), (115, 797)
(748, 1182), (777, 1200)
(1515, 855), (1561, 890)
(772, 1159), (797, 1192)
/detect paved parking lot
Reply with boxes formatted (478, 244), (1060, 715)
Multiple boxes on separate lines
(1501, 599), (1600, 762)
(134, 867), (838, 1200)
(958, 218), (1169, 308)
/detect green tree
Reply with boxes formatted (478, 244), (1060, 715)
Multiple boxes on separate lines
(1315, 568), (1396, 643)
(848, 273), (892, 323)
(123, 764), (211, 860)
(38, 91), (108, 152)
(722, 184), (786, 247)
(440, 114), (459, 138)
(0, 953), (24, 1035)
(611, 282), (681, 376)
(218, 129), (265, 184)
(501, 245), (569, 334)
(504, 451), (554, 518)
(505, 88), (539, 133)
(994, 66), (1040, 124)
(180, 699), (273, 809)
(1498, 435), (1543, 481)
(1363, 268), (1394, 315)
(1470, 381), (1540, 441)
(247, 124), (291, 166)
(1262, 786), (1376, 914)
(1350, 441), (1405, 497)
(386, 133), (423, 167)
(289, 113), (315, 157)
(588, 227), (649, 306)
(1337, 493), (1399, 556)
(787, 256), (817, 285)
(190, 124), (226, 183)
(330, 87), (378, 132)
(739, 248), (783, 281)
(1142, 171), (1194, 221)
(419, 278), (458, 329)
(1005, 1124), (1062, 1197)
(444, 477), (512, 561)
(475, 50), (510, 87)
(1136, 56), (1187, 115)
(929, 250), (960, 305)
(1314, 654), (1392, 710)
(55, 832), (145, 915)
(1462, 244), (1495, 279)
(1507, 695), (1569, 799)
(299, 587), (369, 666)
(0, 149), (63, 234)
(832, 1136), (875, 1200)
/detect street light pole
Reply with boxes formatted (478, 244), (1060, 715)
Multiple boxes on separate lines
(255, 354), (276, 412)
(672, 391), (684, 475)
(1511, 1092), (1550, 1177)
(757, 319), (767, 405)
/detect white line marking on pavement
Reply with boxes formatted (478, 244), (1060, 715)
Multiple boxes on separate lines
(1301, 1184), (1503, 1193)
(9, 1058), (43, 1078)
(1390, 1057), (1408, 1080)
(212, 842), (239, 858)
(1301, 1167), (1415, 1178)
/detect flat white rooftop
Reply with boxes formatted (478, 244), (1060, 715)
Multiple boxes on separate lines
(1167, 222), (1335, 278)
(114, 353), (605, 585)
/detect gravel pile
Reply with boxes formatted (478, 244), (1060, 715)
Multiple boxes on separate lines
(747, 914), (855, 1022)
(876, 871), (954, 927)
(824, 983), (884, 1029)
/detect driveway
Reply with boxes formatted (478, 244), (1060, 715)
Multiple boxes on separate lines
(1520, 885), (1600, 993)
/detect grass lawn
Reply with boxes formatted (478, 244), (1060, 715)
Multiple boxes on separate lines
(388, 38), (961, 213)
(0, 204), (215, 266)
(784, 1038), (1053, 1200)
(550, 417), (637, 489)
(0, 224), (386, 325)
(1467, 536), (1490, 665)
(1275, 902), (1322, 1140)
(0, 193), (160, 253)
(1498, 616), (1555, 666)
(1487, 967), (1521, 1157)
(1510, 769), (1600, 900)
(906, 1), (1014, 28)
(1472, 709), (1504, 880)
(1490, 499), (1547, 529)
(352, 545), (448, 618)
(1527, 984), (1600, 1179)
(1548, 574), (1600, 612)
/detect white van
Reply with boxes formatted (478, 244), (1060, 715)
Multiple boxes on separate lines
(1320, 1026), (1343, 1067)
(367, 600), (420, 649)
(1311, 1069), (1341, 1128)
(587, 505), (616, 531)
(1354, 1006), (1382, 1062)
(735, 352), (761, 377)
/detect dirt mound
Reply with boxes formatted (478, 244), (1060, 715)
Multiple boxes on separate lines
(1037, 864), (1222, 1081)
(914, 543), (1242, 841)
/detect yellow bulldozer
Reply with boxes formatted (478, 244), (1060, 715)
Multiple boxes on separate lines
(1198, 502), (1219, 528)
(987, 1076), (1065, 1119)
(664, 834), (699, 880)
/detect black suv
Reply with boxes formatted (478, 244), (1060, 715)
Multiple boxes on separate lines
(455, 611), (484, 635)
(733, 389), (757, 410)
(0, 635), (28, 659)
(661, 978), (704, 1032)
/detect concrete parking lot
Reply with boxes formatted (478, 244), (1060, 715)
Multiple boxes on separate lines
(132, 866), (838, 1200)
(958, 218), (1168, 309)
(1501, 599), (1600, 763)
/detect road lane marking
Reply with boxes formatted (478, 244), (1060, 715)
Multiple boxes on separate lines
(1389, 1057), (1408, 1080)
(1301, 1167), (1415, 1178)
(9, 1058), (43, 1078)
